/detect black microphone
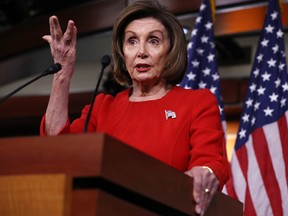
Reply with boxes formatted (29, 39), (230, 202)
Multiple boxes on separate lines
(0, 63), (62, 104)
(83, 55), (111, 133)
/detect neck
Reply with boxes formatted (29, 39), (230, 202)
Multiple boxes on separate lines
(129, 81), (172, 102)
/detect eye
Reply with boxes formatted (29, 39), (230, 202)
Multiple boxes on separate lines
(149, 37), (160, 45)
(127, 37), (138, 45)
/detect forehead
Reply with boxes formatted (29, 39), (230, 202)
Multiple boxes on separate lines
(125, 17), (167, 33)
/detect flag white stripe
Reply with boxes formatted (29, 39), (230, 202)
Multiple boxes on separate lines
(263, 121), (288, 214)
(222, 121), (227, 139)
(246, 135), (273, 216)
(222, 185), (227, 194)
(221, 181), (228, 195)
(230, 151), (246, 203)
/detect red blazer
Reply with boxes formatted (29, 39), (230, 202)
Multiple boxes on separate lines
(41, 86), (229, 188)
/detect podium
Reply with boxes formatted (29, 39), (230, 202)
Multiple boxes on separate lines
(0, 133), (243, 216)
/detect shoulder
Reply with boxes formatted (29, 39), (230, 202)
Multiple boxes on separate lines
(96, 89), (129, 105)
(172, 86), (217, 103)
(171, 87), (220, 119)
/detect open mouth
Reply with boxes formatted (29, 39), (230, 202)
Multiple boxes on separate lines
(135, 63), (151, 72)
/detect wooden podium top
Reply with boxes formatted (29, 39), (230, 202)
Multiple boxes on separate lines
(0, 133), (243, 216)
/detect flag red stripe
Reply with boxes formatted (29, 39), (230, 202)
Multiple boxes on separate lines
(236, 145), (248, 182)
(278, 113), (288, 187)
(236, 145), (256, 215)
(244, 186), (256, 216)
(224, 173), (237, 199)
(252, 128), (283, 216)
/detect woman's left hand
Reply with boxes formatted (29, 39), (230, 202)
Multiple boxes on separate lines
(185, 166), (219, 215)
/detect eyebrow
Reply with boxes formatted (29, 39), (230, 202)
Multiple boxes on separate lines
(124, 30), (165, 37)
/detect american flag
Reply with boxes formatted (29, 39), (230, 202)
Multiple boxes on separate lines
(227, 0), (288, 215)
(179, 0), (226, 129)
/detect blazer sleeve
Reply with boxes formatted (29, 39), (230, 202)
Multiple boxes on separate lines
(39, 93), (107, 136)
(188, 89), (229, 188)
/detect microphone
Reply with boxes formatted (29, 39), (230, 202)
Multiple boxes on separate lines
(0, 63), (62, 104)
(83, 55), (111, 133)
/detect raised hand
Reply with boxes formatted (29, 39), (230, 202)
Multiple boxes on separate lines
(43, 16), (78, 136)
(42, 15), (77, 81)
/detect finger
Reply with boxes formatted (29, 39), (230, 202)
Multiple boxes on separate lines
(200, 176), (219, 215)
(196, 174), (212, 214)
(193, 179), (202, 203)
(200, 186), (218, 216)
(70, 26), (77, 48)
(193, 177), (203, 214)
(195, 177), (210, 215)
(50, 16), (63, 41)
(63, 20), (76, 46)
(42, 35), (52, 43)
(199, 187), (211, 215)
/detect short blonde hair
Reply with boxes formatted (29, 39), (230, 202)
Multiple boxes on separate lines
(112, 0), (187, 86)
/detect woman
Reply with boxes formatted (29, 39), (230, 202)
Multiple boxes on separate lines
(41, 0), (229, 215)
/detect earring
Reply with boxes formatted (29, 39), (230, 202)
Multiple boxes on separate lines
(122, 63), (127, 71)
(167, 61), (172, 69)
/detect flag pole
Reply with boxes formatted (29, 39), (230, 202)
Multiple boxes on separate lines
(278, 0), (283, 13)
(210, 0), (216, 23)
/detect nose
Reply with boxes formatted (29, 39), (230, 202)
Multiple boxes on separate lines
(137, 42), (148, 58)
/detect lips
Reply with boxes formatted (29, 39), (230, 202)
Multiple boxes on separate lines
(135, 63), (151, 72)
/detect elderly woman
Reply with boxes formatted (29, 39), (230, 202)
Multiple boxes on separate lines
(41, 0), (229, 215)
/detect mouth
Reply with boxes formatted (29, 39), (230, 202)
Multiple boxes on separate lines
(135, 63), (151, 72)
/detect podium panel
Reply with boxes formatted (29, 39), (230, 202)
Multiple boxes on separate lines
(0, 133), (243, 216)
(0, 174), (71, 216)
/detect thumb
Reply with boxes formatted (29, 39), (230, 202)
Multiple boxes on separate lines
(42, 35), (52, 43)
(193, 177), (202, 204)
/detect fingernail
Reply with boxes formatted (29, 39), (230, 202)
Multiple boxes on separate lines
(194, 194), (200, 203)
(195, 206), (201, 214)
